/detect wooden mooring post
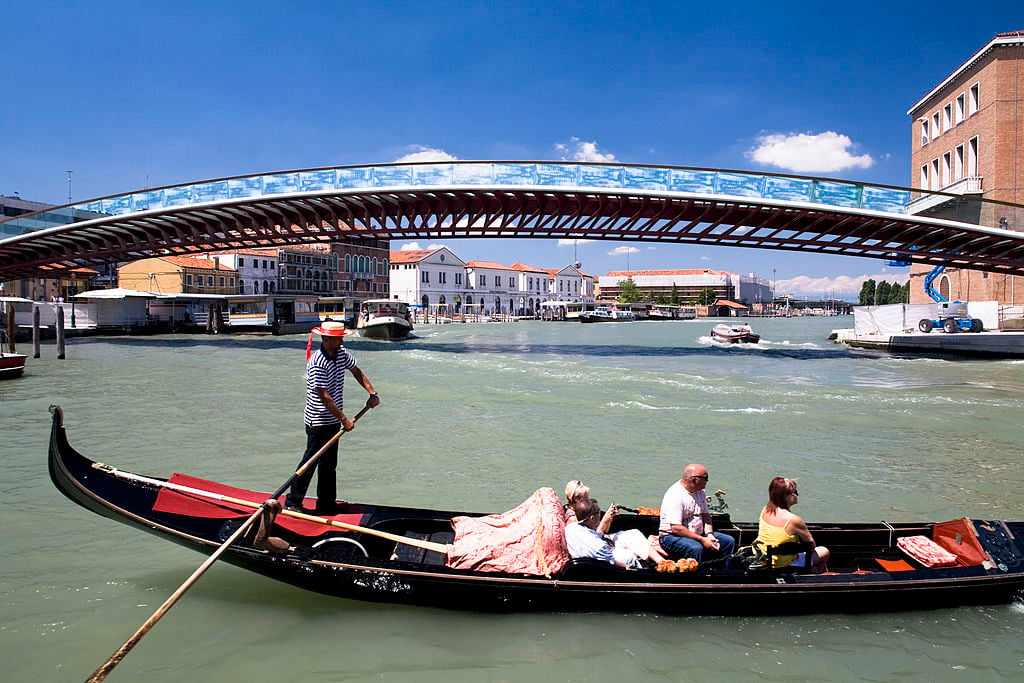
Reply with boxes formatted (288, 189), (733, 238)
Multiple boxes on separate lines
(32, 306), (41, 358)
(56, 306), (66, 359)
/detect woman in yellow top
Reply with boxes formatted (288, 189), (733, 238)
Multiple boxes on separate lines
(756, 477), (830, 573)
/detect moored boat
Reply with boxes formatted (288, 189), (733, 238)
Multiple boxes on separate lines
(0, 350), (27, 379)
(711, 322), (760, 343)
(579, 306), (636, 323)
(48, 405), (1024, 615)
(356, 299), (414, 339)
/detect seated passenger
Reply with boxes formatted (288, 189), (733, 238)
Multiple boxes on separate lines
(755, 477), (830, 573)
(658, 463), (736, 567)
(564, 480), (615, 534)
(565, 498), (667, 568)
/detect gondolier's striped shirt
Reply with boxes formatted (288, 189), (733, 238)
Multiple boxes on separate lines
(304, 346), (357, 426)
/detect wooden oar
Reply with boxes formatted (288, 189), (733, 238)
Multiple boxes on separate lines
(95, 466), (448, 554)
(86, 404), (373, 683)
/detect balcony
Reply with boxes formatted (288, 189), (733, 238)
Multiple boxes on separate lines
(907, 176), (983, 215)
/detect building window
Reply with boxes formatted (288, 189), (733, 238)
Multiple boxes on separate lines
(932, 112), (940, 139)
(931, 158), (940, 191)
(955, 93), (965, 124)
(219, 276), (225, 287)
(238, 257), (245, 267)
(208, 276), (214, 287)
(920, 120), (929, 146)
(509, 277), (515, 287)
(920, 164), (929, 190)
(942, 103), (952, 133)
(955, 144), (965, 180)
(421, 270), (429, 283)
(186, 274), (193, 286)
(439, 271), (446, 284)
(968, 136), (979, 176)
(969, 82), (979, 115)
(480, 275), (486, 286)
(942, 151), (951, 187)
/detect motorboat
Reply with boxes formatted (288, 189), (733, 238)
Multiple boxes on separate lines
(711, 322), (760, 344)
(579, 306), (636, 323)
(0, 349), (26, 379)
(356, 299), (414, 340)
(0, 328), (26, 379)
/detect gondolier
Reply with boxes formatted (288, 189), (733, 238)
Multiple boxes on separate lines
(286, 321), (380, 514)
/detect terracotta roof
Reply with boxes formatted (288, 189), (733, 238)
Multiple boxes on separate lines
(605, 269), (731, 277)
(510, 261), (546, 273)
(161, 255), (237, 271)
(466, 260), (515, 270)
(390, 249), (438, 263)
(714, 299), (748, 309)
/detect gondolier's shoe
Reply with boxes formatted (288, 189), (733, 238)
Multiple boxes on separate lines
(314, 502), (343, 516)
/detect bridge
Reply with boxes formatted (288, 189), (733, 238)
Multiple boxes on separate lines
(2, 160), (1024, 280)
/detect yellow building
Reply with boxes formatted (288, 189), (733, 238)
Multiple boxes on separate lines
(118, 256), (238, 294)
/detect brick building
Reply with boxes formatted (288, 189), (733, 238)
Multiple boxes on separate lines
(907, 31), (1024, 305)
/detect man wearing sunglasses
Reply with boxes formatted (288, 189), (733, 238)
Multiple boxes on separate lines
(658, 464), (735, 567)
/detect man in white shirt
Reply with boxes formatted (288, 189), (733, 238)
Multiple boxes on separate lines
(658, 464), (735, 567)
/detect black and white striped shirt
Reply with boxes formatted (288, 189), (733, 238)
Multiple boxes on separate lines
(304, 345), (357, 426)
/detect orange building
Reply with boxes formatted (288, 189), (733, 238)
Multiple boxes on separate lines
(118, 255), (238, 295)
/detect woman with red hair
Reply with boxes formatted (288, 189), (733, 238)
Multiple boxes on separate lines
(755, 477), (829, 573)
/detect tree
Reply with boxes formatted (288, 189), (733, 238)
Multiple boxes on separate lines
(696, 287), (717, 306)
(618, 278), (642, 303)
(875, 281), (891, 306)
(859, 279), (876, 306)
(670, 284), (680, 305)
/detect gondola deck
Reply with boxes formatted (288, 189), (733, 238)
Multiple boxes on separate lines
(48, 405), (1024, 615)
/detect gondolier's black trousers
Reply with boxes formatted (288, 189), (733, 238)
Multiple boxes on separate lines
(285, 423), (341, 511)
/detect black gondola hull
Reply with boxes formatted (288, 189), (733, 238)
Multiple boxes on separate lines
(48, 406), (1024, 615)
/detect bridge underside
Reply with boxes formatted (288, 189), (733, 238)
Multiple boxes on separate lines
(2, 186), (1024, 279)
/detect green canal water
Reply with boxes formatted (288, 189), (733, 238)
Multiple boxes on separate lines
(2, 317), (1023, 681)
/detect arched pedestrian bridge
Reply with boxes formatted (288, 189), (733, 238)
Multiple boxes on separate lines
(2, 161), (1024, 279)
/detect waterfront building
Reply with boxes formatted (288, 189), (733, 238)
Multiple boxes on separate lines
(200, 249), (278, 295)
(272, 244), (338, 296)
(331, 238), (391, 299)
(597, 269), (771, 306)
(466, 261), (523, 315)
(510, 262), (550, 315)
(117, 255), (237, 295)
(907, 31), (1024, 306)
(390, 247), (468, 312)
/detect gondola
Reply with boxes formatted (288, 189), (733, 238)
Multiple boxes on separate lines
(48, 405), (1024, 615)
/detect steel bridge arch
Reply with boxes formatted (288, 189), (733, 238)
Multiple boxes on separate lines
(2, 160), (1024, 279)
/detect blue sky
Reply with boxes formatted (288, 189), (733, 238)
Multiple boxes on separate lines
(3, 1), (1021, 298)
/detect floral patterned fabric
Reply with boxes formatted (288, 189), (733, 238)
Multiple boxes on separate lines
(446, 487), (570, 577)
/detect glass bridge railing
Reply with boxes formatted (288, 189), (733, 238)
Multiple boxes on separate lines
(0, 162), (913, 241)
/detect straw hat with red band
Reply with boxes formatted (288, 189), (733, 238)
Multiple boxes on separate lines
(311, 321), (356, 337)
(306, 321), (355, 359)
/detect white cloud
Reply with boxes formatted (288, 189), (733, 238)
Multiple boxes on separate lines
(608, 246), (639, 255)
(746, 131), (873, 173)
(394, 145), (458, 163)
(554, 137), (616, 163)
(557, 238), (596, 246)
(775, 272), (908, 297)
(398, 241), (446, 251)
